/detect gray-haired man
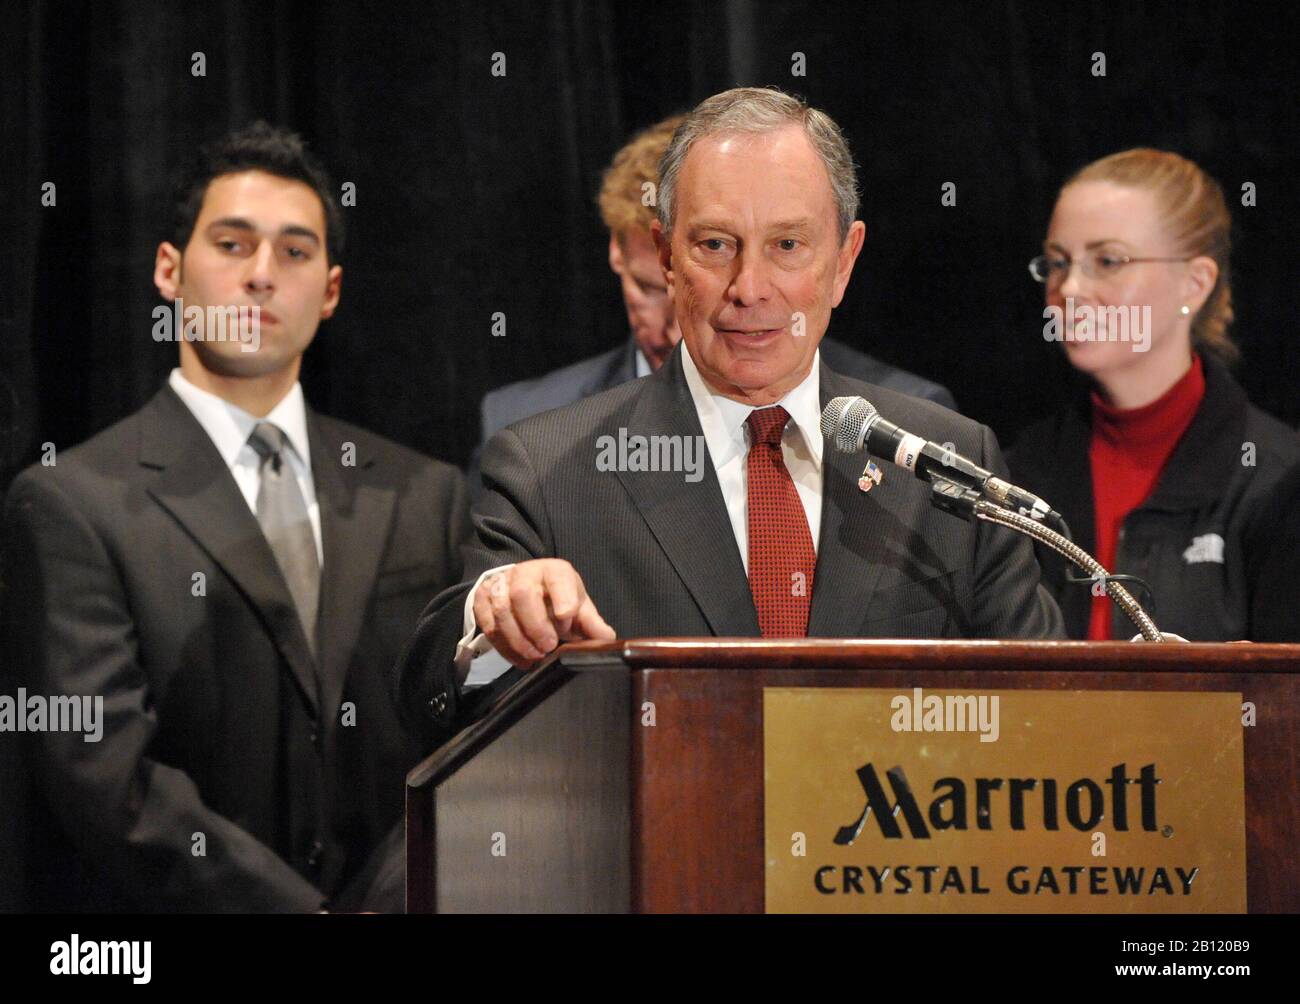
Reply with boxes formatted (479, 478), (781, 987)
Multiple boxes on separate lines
(469, 111), (956, 499)
(399, 87), (1063, 735)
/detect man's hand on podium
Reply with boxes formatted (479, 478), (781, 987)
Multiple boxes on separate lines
(475, 559), (616, 669)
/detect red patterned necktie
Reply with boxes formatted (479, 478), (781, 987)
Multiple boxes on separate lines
(745, 406), (816, 638)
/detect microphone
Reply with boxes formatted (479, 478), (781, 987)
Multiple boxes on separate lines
(821, 396), (1059, 524)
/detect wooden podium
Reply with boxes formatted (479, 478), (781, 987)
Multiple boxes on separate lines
(405, 639), (1300, 913)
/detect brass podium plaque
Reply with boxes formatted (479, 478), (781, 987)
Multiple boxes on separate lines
(763, 688), (1246, 913)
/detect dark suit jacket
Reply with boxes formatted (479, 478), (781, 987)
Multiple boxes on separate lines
(1, 386), (469, 912)
(401, 344), (1061, 738)
(1007, 354), (1300, 640)
(468, 336), (957, 496)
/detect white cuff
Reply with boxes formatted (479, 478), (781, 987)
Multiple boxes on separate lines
(454, 565), (516, 686)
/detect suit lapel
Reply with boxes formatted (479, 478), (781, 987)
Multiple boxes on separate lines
(1036, 399), (1094, 638)
(613, 338), (640, 385)
(612, 350), (759, 636)
(807, 363), (893, 636)
(309, 411), (396, 730)
(141, 387), (320, 715)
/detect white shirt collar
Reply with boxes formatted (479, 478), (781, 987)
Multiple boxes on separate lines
(679, 340), (824, 471)
(634, 347), (653, 379)
(168, 368), (313, 473)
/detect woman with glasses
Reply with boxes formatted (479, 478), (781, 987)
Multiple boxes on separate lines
(1007, 148), (1300, 641)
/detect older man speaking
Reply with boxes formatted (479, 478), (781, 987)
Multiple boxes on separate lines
(399, 87), (1063, 732)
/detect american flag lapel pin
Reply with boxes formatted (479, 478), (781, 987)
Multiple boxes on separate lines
(857, 460), (883, 493)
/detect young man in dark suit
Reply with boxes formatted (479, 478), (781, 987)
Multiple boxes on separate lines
(2, 124), (469, 912)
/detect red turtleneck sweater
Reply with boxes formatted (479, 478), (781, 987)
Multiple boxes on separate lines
(1087, 354), (1205, 639)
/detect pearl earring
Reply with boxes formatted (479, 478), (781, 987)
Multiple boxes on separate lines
(1180, 305), (1190, 315)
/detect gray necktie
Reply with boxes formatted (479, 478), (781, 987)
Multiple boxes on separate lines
(248, 422), (320, 654)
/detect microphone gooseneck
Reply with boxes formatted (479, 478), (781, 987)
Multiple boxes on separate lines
(820, 394), (1167, 643)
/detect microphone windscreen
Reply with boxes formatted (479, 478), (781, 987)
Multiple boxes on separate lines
(821, 396), (878, 453)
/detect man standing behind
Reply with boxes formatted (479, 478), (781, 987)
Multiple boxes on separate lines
(470, 113), (955, 495)
(400, 88), (1060, 738)
(3, 123), (469, 912)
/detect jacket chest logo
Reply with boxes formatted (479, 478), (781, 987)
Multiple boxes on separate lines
(1182, 533), (1225, 564)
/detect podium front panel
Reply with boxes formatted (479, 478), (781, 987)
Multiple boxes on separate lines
(406, 641), (1299, 914)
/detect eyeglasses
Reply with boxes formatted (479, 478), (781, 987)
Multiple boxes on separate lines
(1028, 251), (1192, 284)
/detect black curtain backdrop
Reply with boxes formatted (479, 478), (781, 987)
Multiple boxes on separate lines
(3, 0), (1297, 486)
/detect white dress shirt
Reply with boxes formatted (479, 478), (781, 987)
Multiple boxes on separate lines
(458, 342), (825, 686)
(167, 368), (324, 566)
(679, 342), (823, 571)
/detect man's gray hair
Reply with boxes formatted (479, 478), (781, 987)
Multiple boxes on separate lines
(656, 86), (860, 242)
